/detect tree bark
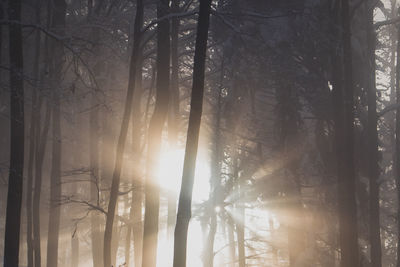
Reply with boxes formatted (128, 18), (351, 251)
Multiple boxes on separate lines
(141, 1), (170, 266)
(127, 57), (144, 267)
(235, 157), (245, 267)
(395, 10), (400, 267)
(366, 3), (382, 267)
(26, 1), (42, 265)
(103, 0), (143, 266)
(336, 1), (359, 266)
(3, 0), (24, 265)
(90, 85), (102, 267)
(71, 233), (79, 267)
(46, 1), (66, 267)
(167, 0), (180, 242)
(204, 71), (223, 267)
(172, 0), (212, 266)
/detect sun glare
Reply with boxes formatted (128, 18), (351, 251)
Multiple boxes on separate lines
(157, 147), (210, 203)
(155, 147), (211, 267)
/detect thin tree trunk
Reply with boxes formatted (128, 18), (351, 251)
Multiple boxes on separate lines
(46, 1), (66, 266)
(337, 1), (359, 266)
(88, 1), (103, 265)
(33, 98), (51, 267)
(111, 201), (120, 267)
(141, 1), (170, 266)
(132, 185), (143, 267)
(26, 1), (42, 265)
(227, 215), (236, 267)
(90, 90), (102, 267)
(204, 71), (223, 267)
(127, 57), (144, 267)
(103, 0), (143, 266)
(26, 91), (36, 267)
(235, 157), (245, 267)
(167, 0), (180, 241)
(172, 0), (212, 266)
(395, 13), (400, 267)
(3, 0), (24, 265)
(125, 193), (133, 267)
(366, 4), (382, 267)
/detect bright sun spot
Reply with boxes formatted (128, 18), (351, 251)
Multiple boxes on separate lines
(155, 147), (211, 267)
(157, 147), (210, 203)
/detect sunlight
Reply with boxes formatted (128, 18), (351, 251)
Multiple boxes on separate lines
(155, 147), (211, 267)
(157, 147), (210, 203)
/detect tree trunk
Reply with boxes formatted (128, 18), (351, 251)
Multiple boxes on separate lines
(125, 193), (133, 267)
(235, 157), (245, 267)
(103, 0), (143, 266)
(90, 87), (102, 267)
(127, 57), (144, 267)
(71, 233), (79, 267)
(26, 1), (42, 265)
(32, 98), (51, 267)
(46, 1), (66, 267)
(141, 1), (170, 266)
(3, 0), (24, 265)
(395, 11), (400, 267)
(204, 74), (223, 267)
(366, 4), (382, 267)
(111, 201), (120, 267)
(336, 1), (359, 266)
(167, 0), (180, 241)
(88, 1), (104, 266)
(227, 215), (236, 267)
(172, 0), (212, 266)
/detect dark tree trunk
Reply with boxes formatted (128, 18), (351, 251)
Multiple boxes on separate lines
(46, 1), (66, 267)
(88, 1), (103, 266)
(167, 0), (180, 241)
(111, 202), (120, 267)
(172, 0), (212, 266)
(3, 0), (24, 266)
(336, 1), (359, 266)
(125, 194), (133, 267)
(33, 98), (51, 267)
(366, 4), (382, 267)
(275, 80), (304, 267)
(90, 85), (102, 267)
(103, 0), (143, 266)
(204, 71), (223, 267)
(127, 56), (144, 267)
(141, 1), (170, 266)
(26, 1), (41, 265)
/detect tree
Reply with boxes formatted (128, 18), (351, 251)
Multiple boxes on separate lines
(366, 2), (382, 267)
(3, 0), (24, 266)
(395, 9), (400, 267)
(103, 0), (144, 266)
(172, 0), (212, 266)
(142, 1), (170, 266)
(336, 0), (359, 266)
(46, 1), (67, 267)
